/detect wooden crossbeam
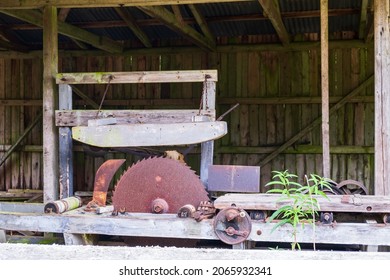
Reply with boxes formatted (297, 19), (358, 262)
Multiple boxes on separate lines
(1, 211), (390, 246)
(56, 70), (218, 84)
(114, 7), (152, 48)
(189, 4), (215, 44)
(57, 8), (88, 50)
(258, 0), (289, 46)
(0, 0), (251, 9)
(0, 9), (123, 53)
(139, 6), (215, 51)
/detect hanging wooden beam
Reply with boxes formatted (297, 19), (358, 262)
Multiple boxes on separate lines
(188, 4), (215, 44)
(0, 0), (250, 9)
(42, 5), (59, 203)
(359, 0), (369, 39)
(258, 75), (374, 167)
(114, 7), (152, 48)
(258, 0), (289, 46)
(374, 0), (390, 196)
(0, 9), (123, 53)
(139, 6), (215, 51)
(321, 0), (330, 178)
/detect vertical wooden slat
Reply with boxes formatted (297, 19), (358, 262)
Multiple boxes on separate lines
(31, 58), (42, 190)
(374, 0), (390, 195)
(42, 5), (59, 202)
(321, 0), (330, 178)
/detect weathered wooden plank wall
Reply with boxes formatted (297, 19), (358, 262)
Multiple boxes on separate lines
(0, 44), (375, 194)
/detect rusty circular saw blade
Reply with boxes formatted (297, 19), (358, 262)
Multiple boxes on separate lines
(112, 157), (209, 214)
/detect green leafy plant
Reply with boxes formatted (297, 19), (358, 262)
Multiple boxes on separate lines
(266, 170), (332, 250)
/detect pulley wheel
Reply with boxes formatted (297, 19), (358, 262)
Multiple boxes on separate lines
(213, 207), (252, 245)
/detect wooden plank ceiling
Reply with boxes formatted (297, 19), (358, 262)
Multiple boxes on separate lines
(0, 0), (374, 53)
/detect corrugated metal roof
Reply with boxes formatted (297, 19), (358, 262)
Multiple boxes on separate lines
(0, 0), (368, 51)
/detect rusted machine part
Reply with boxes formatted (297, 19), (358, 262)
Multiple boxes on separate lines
(112, 157), (209, 214)
(44, 196), (82, 214)
(336, 179), (368, 195)
(84, 159), (126, 212)
(178, 204), (196, 218)
(320, 212), (334, 224)
(193, 201), (216, 222)
(151, 198), (169, 214)
(213, 207), (252, 245)
(249, 210), (267, 221)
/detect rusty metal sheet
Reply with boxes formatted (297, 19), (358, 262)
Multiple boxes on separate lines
(207, 165), (260, 193)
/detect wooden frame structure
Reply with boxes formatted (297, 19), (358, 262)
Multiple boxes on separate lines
(56, 70), (218, 198)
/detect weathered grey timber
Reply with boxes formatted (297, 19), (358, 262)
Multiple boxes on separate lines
(214, 193), (390, 213)
(71, 121), (227, 147)
(1, 211), (390, 246)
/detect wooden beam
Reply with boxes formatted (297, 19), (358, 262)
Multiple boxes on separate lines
(0, 9), (123, 53)
(258, 0), (289, 46)
(42, 6), (59, 203)
(359, 0), (369, 39)
(57, 8), (70, 21)
(188, 4), (215, 44)
(374, 0), (390, 196)
(1, 211), (390, 246)
(365, 4), (374, 43)
(0, 40), (374, 59)
(258, 75), (374, 167)
(321, 0), (330, 178)
(55, 109), (215, 126)
(58, 8), (88, 50)
(0, 111), (42, 167)
(139, 6), (215, 51)
(0, 0), (251, 9)
(217, 145), (375, 154)
(0, 202), (43, 213)
(114, 7), (152, 48)
(56, 70), (218, 84)
(214, 194), (390, 213)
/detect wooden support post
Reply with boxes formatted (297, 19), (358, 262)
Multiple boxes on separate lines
(321, 0), (330, 178)
(43, 5), (59, 203)
(59, 84), (73, 199)
(374, 0), (390, 196)
(0, 230), (6, 243)
(200, 80), (216, 188)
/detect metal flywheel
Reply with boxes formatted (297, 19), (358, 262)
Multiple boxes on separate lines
(112, 157), (209, 214)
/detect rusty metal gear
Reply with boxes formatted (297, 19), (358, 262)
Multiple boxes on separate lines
(112, 157), (209, 214)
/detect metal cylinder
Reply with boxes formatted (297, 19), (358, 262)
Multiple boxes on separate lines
(44, 196), (82, 214)
(151, 198), (169, 214)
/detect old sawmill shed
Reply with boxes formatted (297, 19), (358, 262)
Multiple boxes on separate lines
(0, 0), (383, 199)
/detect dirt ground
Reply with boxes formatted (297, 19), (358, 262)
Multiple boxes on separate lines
(0, 243), (390, 260)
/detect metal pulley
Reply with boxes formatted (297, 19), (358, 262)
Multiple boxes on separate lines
(213, 206), (252, 245)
